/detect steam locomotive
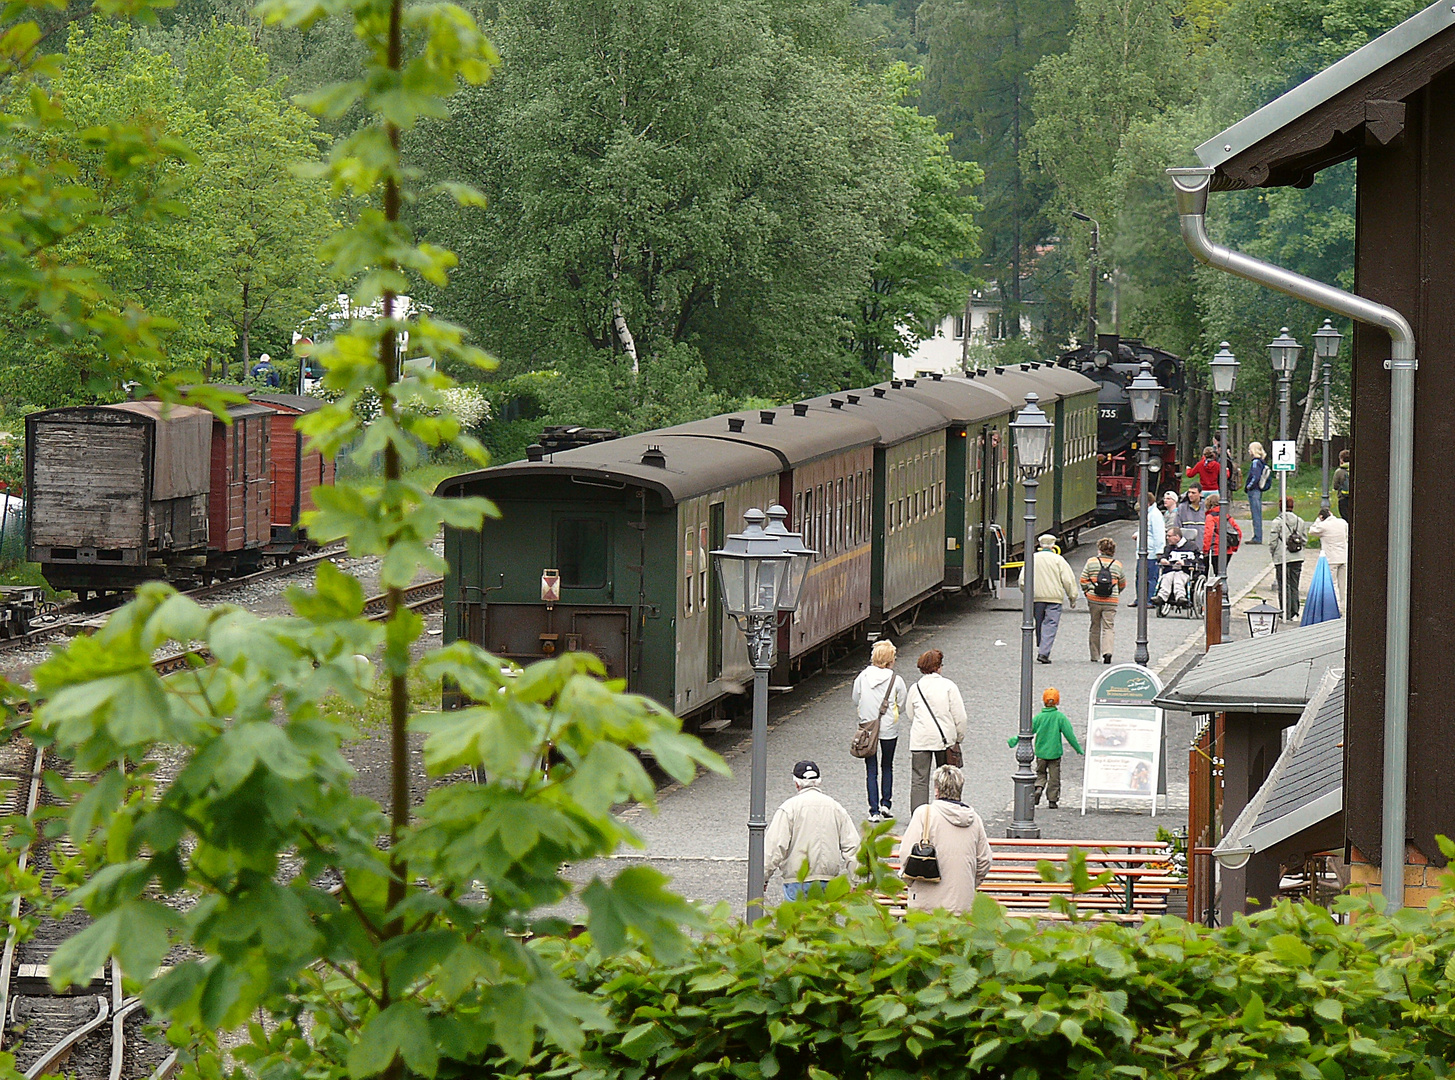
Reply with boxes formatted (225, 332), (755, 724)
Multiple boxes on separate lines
(1057, 334), (1187, 519)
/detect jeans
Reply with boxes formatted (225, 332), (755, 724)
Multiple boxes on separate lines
(1248, 488), (1264, 542)
(1033, 602), (1062, 658)
(783, 881), (827, 901)
(864, 736), (897, 815)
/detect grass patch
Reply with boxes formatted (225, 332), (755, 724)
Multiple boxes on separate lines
(333, 663), (442, 740)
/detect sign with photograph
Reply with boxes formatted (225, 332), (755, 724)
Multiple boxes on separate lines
(1081, 665), (1166, 815)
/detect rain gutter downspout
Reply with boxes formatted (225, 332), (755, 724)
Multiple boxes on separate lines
(1168, 166), (1415, 910)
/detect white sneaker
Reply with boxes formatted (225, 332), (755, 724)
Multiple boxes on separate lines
(868, 811), (883, 823)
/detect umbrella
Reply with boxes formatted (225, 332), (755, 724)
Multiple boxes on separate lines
(1300, 554), (1341, 625)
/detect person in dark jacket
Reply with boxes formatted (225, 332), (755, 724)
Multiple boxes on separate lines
(1006, 687), (1084, 808)
(1244, 441), (1270, 543)
(1173, 484), (1206, 549)
(1333, 450), (1352, 522)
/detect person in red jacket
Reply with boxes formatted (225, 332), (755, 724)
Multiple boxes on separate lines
(1202, 492), (1243, 572)
(1186, 445), (1224, 491)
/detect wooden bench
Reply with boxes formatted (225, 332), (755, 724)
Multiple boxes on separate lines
(883, 836), (1184, 919)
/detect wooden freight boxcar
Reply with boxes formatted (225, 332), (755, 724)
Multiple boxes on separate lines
(26, 402), (213, 596)
(208, 402), (273, 576)
(252, 393), (336, 550)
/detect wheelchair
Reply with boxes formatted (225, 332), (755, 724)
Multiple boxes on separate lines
(1153, 552), (1208, 619)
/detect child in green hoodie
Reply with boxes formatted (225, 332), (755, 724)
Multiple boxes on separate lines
(1007, 687), (1084, 808)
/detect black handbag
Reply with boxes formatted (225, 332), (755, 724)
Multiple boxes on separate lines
(901, 807), (941, 882)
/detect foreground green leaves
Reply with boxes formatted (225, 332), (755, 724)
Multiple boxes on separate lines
(480, 884), (1455, 1079)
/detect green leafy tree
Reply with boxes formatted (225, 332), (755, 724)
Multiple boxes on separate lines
(0, 21), (231, 406)
(852, 63), (983, 377)
(0, 1), (726, 1079)
(181, 23), (337, 379)
(920, 0), (1074, 338)
(412, 0), (979, 408)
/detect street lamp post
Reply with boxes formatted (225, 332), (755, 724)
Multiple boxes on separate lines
(1008, 393), (1054, 839)
(1209, 344), (1240, 642)
(1268, 328), (1302, 617)
(1128, 361), (1163, 667)
(712, 505), (813, 922)
(1313, 319), (1343, 512)
(1071, 211), (1100, 347)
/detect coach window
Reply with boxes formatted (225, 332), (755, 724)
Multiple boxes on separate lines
(684, 528), (694, 615)
(836, 478), (844, 550)
(557, 518), (608, 589)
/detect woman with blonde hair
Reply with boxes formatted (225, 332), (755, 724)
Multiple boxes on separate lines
(1245, 441), (1270, 544)
(851, 639), (907, 822)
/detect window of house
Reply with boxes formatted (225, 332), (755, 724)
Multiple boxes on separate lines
(557, 518), (608, 588)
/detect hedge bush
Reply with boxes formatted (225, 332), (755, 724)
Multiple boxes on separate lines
(475, 844), (1455, 1080)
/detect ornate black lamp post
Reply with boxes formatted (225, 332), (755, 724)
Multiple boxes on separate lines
(1128, 361), (1163, 666)
(1209, 343), (1240, 642)
(1268, 328), (1302, 616)
(1008, 393), (1054, 839)
(712, 505), (813, 921)
(1312, 319), (1343, 512)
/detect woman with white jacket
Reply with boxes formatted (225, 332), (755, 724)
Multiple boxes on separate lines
(851, 640), (908, 822)
(906, 649), (968, 813)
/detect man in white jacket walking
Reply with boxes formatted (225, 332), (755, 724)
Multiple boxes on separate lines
(1031, 534), (1078, 664)
(763, 760), (860, 900)
(906, 649), (968, 813)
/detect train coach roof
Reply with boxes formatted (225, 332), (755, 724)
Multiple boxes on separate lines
(879, 374), (1017, 425)
(656, 407), (879, 468)
(799, 386), (946, 446)
(969, 364), (1097, 404)
(437, 432), (782, 507)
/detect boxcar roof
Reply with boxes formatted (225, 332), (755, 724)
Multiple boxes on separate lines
(969, 364), (1093, 405)
(252, 393), (325, 414)
(657, 408), (880, 468)
(438, 432), (782, 507)
(222, 402), (277, 421)
(799, 386), (947, 446)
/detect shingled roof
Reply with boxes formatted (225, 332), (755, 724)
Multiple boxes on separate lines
(1214, 670), (1345, 863)
(1153, 619), (1345, 714)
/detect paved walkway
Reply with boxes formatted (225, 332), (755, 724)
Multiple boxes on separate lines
(566, 500), (1330, 917)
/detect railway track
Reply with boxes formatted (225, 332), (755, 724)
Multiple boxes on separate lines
(0, 545), (350, 656)
(0, 743), (177, 1079)
(0, 576), (444, 1076)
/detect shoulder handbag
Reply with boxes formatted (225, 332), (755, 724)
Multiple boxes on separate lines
(917, 685), (963, 768)
(901, 806), (941, 882)
(850, 673), (896, 759)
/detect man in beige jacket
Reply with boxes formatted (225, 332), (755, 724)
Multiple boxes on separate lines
(1031, 533), (1078, 664)
(763, 760), (860, 900)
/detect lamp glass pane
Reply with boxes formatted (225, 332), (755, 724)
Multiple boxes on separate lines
(1210, 363), (1235, 395)
(1128, 384), (1160, 425)
(780, 550), (812, 612)
(714, 555), (747, 618)
(1014, 422), (1051, 473)
(755, 556), (793, 615)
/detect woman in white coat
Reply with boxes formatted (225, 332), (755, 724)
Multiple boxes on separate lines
(906, 648), (967, 813)
(850, 639), (908, 822)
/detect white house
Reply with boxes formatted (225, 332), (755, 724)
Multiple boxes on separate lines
(893, 286), (1040, 379)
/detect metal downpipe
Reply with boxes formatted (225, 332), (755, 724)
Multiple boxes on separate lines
(1167, 166), (1416, 910)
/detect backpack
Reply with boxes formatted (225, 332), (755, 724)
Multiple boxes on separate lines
(1092, 558), (1115, 598)
(1284, 516), (1305, 554)
(1257, 460), (1272, 491)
